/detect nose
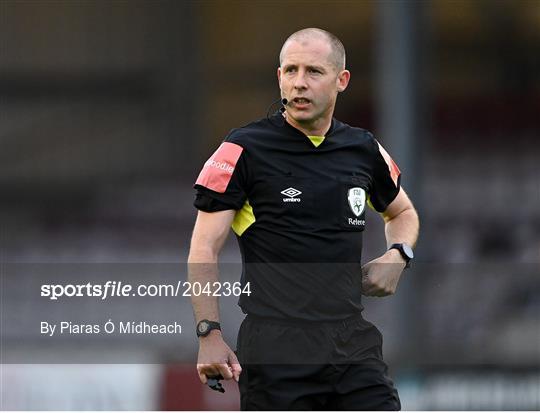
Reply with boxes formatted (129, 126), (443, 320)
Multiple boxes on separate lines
(293, 69), (308, 90)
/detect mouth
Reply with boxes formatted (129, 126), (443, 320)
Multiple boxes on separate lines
(291, 97), (311, 108)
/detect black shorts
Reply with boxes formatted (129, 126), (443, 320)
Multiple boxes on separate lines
(236, 314), (400, 411)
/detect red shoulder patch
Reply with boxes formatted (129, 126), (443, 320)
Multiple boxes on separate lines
(195, 142), (244, 193)
(377, 142), (401, 186)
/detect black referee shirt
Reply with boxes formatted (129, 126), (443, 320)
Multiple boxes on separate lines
(194, 114), (401, 321)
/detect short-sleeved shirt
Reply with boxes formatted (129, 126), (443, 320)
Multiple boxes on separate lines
(193, 114), (401, 321)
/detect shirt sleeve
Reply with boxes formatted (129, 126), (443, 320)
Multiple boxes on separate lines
(193, 140), (248, 212)
(369, 138), (401, 212)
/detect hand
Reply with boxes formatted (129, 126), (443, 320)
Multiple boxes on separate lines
(197, 330), (242, 384)
(361, 249), (406, 297)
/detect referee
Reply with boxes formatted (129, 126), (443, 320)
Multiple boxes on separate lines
(188, 28), (419, 410)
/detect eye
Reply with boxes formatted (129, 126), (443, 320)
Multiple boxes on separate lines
(308, 68), (322, 74)
(285, 67), (296, 73)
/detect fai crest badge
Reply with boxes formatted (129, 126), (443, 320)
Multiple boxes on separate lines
(347, 187), (366, 216)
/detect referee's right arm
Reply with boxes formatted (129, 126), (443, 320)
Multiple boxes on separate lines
(188, 209), (242, 383)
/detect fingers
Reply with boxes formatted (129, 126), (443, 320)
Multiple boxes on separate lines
(229, 351), (242, 382)
(218, 363), (234, 380)
(197, 364), (216, 384)
(362, 273), (376, 296)
(197, 363), (229, 384)
(362, 260), (403, 297)
(197, 361), (237, 384)
(361, 264), (373, 295)
(362, 274), (394, 297)
(197, 365), (209, 384)
(363, 286), (388, 297)
(362, 283), (382, 297)
(361, 262), (370, 276)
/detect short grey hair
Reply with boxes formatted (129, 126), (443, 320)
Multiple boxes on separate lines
(279, 28), (346, 71)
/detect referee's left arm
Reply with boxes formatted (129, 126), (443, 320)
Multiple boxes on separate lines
(361, 188), (419, 297)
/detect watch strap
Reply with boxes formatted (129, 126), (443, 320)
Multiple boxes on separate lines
(388, 243), (413, 268)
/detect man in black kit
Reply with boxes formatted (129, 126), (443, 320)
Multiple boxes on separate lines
(188, 28), (419, 410)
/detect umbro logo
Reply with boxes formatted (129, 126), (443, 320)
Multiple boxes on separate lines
(281, 187), (302, 198)
(281, 187), (302, 203)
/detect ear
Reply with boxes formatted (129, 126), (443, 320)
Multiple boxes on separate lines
(336, 69), (351, 93)
(277, 67), (282, 88)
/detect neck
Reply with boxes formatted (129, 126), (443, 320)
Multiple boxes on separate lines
(284, 113), (332, 136)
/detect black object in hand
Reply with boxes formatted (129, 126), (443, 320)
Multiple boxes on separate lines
(207, 374), (225, 393)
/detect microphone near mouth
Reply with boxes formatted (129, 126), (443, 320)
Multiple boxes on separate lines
(279, 98), (288, 113)
(266, 97), (289, 124)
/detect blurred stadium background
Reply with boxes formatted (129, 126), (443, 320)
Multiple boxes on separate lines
(1, 0), (539, 410)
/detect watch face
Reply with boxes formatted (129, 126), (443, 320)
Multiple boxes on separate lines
(402, 244), (414, 260)
(198, 321), (209, 334)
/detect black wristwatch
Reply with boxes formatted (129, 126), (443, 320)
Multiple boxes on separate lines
(388, 243), (414, 269)
(196, 319), (221, 337)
